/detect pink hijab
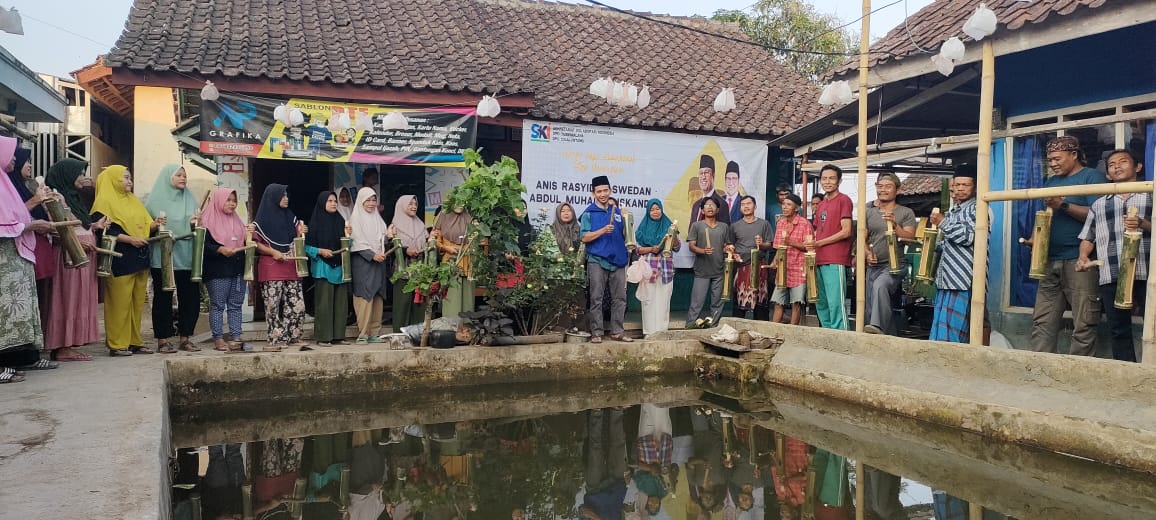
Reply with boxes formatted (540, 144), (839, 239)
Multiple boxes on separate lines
(200, 187), (247, 246)
(0, 136), (35, 263)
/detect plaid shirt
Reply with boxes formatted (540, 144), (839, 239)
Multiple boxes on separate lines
(772, 214), (813, 288)
(635, 432), (673, 466)
(1078, 192), (1152, 286)
(642, 252), (676, 284)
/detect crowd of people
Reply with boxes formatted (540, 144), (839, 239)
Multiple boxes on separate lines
(0, 133), (1148, 383)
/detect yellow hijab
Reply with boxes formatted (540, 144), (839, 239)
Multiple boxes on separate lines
(90, 165), (153, 238)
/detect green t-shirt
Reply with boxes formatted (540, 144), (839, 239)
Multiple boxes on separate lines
(1044, 167), (1107, 261)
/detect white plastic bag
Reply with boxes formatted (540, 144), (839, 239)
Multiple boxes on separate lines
(963, 3), (997, 40)
(636, 86), (651, 109)
(0, 7), (24, 35)
(381, 111), (409, 130)
(939, 37), (965, 61)
(713, 88), (736, 113)
(930, 54), (955, 77)
(626, 258), (650, 284)
(199, 81), (220, 101)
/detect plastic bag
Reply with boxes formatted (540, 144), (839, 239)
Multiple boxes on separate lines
(0, 7), (24, 35)
(199, 81), (220, 101)
(381, 111), (409, 130)
(713, 88), (736, 113)
(636, 86), (651, 109)
(963, 3), (997, 40)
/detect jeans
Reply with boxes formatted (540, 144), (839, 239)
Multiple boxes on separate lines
(1030, 259), (1101, 356)
(865, 264), (904, 335)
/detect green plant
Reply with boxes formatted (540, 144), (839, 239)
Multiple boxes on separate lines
(460, 305), (515, 346)
(499, 213), (587, 335)
(393, 248), (461, 348)
(443, 149), (527, 292)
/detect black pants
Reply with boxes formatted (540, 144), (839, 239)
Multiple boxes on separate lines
(1101, 282), (1144, 362)
(151, 268), (200, 339)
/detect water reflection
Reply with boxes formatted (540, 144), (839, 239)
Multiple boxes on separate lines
(170, 398), (1148, 520)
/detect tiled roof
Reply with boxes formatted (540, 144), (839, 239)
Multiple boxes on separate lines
(828, 0), (1111, 80)
(106, 0), (828, 137)
(899, 174), (945, 196)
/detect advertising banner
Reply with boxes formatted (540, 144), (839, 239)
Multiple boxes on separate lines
(521, 120), (769, 268)
(201, 93), (477, 166)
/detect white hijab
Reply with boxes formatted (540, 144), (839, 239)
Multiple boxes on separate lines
(350, 187), (387, 253)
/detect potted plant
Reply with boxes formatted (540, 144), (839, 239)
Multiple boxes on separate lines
(394, 251), (460, 348)
(496, 213), (586, 340)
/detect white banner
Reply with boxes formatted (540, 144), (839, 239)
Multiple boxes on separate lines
(521, 120), (769, 268)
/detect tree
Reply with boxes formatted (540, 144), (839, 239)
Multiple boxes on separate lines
(713, 0), (858, 81)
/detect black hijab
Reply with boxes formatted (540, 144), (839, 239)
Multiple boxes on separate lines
(253, 183), (298, 252)
(305, 191), (345, 267)
(8, 148), (46, 220)
(44, 159), (91, 227)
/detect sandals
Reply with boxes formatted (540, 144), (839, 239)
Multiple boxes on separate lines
(178, 340), (201, 352)
(609, 334), (634, 343)
(23, 358), (59, 370)
(109, 348), (134, 357)
(0, 370), (24, 383)
(590, 336), (604, 344)
(54, 348), (93, 361)
(130, 345), (155, 355)
(157, 341), (178, 354)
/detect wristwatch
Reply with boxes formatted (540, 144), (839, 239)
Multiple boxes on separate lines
(1059, 202), (1070, 212)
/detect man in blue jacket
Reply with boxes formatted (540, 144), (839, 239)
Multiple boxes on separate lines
(581, 175), (632, 344)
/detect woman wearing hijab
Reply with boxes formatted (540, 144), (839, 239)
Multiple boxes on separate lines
(253, 184), (308, 351)
(43, 159), (100, 361)
(145, 164), (202, 353)
(8, 148), (57, 325)
(305, 191), (350, 346)
(349, 188), (389, 343)
(433, 203), (474, 318)
(200, 188), (250, 352)
(337, 187), (354, 221)
(90, 165), (158, 356)
(635, 198), (680, 335)
(550, 203), (580, 256)
(0, 136), (55, 380)
(389, 194), (428, 330)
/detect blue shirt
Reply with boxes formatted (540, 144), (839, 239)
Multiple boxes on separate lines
(580, 202), (629, 270)
(305, 245), (346, 285)
(1044, 167), (1107, 261)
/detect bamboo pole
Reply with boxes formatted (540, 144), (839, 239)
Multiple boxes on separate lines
(855, 461), (866, 520)
(1144, 177), (1156, 364)
(969, 41), (995, 345)
(982, 181), (1153, 202)
(855, 0), (871, 333)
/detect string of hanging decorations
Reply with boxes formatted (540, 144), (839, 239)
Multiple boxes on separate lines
(818, 3), (998, 106)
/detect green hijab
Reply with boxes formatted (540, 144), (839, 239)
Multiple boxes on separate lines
(43, 158), (91, 227)
(145, 164), (199, 270)
(635, 198), (673, 247)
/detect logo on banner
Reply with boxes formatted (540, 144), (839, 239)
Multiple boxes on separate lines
(530, 123), (552, 142)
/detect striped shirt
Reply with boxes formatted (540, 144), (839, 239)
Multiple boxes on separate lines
(1078, 192), (1151, 286)
(935, 198), (977, 291)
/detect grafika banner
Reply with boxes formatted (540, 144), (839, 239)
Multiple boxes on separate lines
(200, 93), (477, 166)
(521, 120), (769, 268)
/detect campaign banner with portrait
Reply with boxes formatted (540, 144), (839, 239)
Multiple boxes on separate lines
(521, 120), (769, 268)
(200, 92), (476, 166)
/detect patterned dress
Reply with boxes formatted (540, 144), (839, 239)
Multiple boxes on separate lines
(0, 238), (43, 352)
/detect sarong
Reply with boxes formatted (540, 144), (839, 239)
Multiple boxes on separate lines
(930, 289), (970, 343)
(734, 263), (768, 311)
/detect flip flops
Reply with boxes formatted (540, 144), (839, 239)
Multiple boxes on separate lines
(54, 348), (93, 361)
(0, 369), (24, 383)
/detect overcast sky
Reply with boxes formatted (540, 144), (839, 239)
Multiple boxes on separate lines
(0, 0), (932, 78)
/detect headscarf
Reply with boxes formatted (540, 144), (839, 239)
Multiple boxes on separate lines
(550, 203), (580, 254)
(350, 187), (387, 253)
(44, 158), (91, 227)
(306, 191), (345, 266)
(90, 165), (153, 238)
(390, 194), (427, 250)
(336, 187), (353, 221)
(7, 148), (46, 220)
(200, 188), (246, 247)
(433, 206), (471, 245)
(253, 183), (298, 252)
(146, 164), (199, 269)
(636, 198), (673, 247)
(0, 136), (35, 262)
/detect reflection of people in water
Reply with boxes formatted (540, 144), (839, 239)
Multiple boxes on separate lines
(688, 409), (728, 515)
(579, 408), (628, 520)
(864, 466), (909, 520)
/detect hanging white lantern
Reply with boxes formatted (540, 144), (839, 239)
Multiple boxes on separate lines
(0, 7), (24, 35)
(327, 112), (346, 133)
(939, 37), (966, 61)
(288, 108), (305, 127)
(818, 81), (853, 106)
(930, 54), (956, 77)
(354, 112), (374, 132)
(381, 111), (409, 130)
(625, 84), (639, 106)
(636, 86), (651, 109)
(200, 81), (220, 101)
(962, 3), (998, 41)
(589, 77), (611, 99)
(476, 95), (501, 118)
(273, 104), (292, 126)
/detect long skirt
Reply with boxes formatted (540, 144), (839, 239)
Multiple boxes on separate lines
(0, 238), (43, 352)
(392, 282), (424, 330)
(261, 280), (306, 345)
(313, 279), (349, 342)
(639, 280), (674, 335)
(440, 278), (475, 318)
(104, 269), (149, 350)
(44, 236), (101, 350)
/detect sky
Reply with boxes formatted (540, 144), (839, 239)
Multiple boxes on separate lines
(0, 0), (933, 78)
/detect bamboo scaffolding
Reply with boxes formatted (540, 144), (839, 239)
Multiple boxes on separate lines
(854, 0), (871, 334)
(982, 181), (1153, 202)
(969, 41), (995, 346)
